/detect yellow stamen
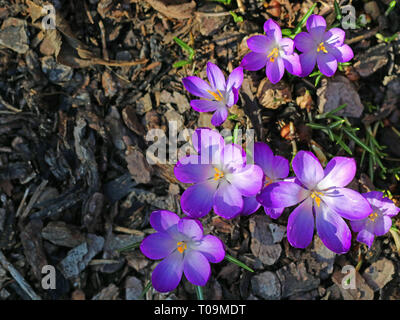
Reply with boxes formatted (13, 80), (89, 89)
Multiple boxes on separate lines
(311, 191), (324, 207)
(267, 47), (279, 62)
(207, 89), (224, 101)
(177, 241), (187, 253)
(264, 176), (273, 188)
(368, 212), (378, 222)
(317, 42), (328, 53)
(213, 167), (224, 181)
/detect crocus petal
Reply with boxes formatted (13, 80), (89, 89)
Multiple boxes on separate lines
(315, 202), (351, 254)
(292, 151), (324, 189)
(306, 14), (326, 40)
(181, 180), (218, 218)
(220, 144), (246, 172)
(264, 207), (284, 219)
(213, 181), (243, 219)
(150, 210), (180, 233)
(182, 76), (213, 99)
(192, 128), (224, 163)
(356, 229), (375, 248)
(373, 215), (393, 236)
(193, 235), (225, 263)
(190, 99), (220, 113)
(317, 157), (356, 190)
(323, 28), (345, 46)
(241, 196), (261, 216)
(247, 35), (273, 53)
(226, 67), (244, 91)
(294, 32), (314, 53)
(266, 57), (285, 84)
(207, 62), (226, 91)
(279, 37), (294, 55)
(183, 250), (211, 286)
(240, 52), (267, 71)
(227, 164), (263, 197)
(211, 107), (228, 127)
(257, 181), (310, 208)
(140, 232), (177, 260)
(350, 218), (367, 233)
(264, 19), (282, 41)
(287, 198), (314, 249)
(322, 187), (372, 220)
(299, 51), (317, 77)
(282, 53), (302, 76)
(232, 87), (239, 105)
(253, 142), (274, 174)
(270, 155), (289, 180)
(317, 52), (337, 77)
(178, 218), (204, 241)
(152, 251), (184, 292)
(174, 155), (214, 183)
(328, 44), (354, 63)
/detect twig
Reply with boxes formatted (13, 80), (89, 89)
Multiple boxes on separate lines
(113, 226), (145, 236)
(0, 250), (41, 300)
(15, 186), (31, 218)
(20, 180), (48, 220)
(0, 95), (21, 113)
(345, 27), (379, 45)
(98, 20), (109, 61)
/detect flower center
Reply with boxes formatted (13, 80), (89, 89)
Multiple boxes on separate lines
(177, 241), (187, 254)
(264, 176), (273, 188)
(207, 89), (224, 102)
(317, 42), (328, 53)
(368, 212), (378, 222)
(213, 167), (224, 181)
(311, 191), (324, 207)
(267, 47), (279, 62)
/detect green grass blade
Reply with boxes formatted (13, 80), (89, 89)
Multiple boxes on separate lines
(117, 241), (141, 252)
(173, 60), (191, 68)
(232, 122), (240, 144)
(225, 254), (254, 272)
(334, 0), (342, 21)
(140, 281), (152, 298)
(343, 128), (373, 154)
(195, 285), (204, 300)
(293, 3), (317, 35)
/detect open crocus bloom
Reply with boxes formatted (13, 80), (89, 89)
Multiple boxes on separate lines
(174, 128), (264, 219)
(241, 142), (289, 217)
(241, 19), (301, 84)
(257, 151), (372, 254)
(182, 62), (243, 127)
(294, 14), (354, 77)
(140, 210), (225, 292)
(350, 192), (399, 248)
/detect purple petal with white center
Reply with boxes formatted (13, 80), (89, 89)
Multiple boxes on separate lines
(279, 37), (294, 55)
(264, 19), (282, 41)
(211, 107), (228, 127)
(182, 76), (213, 99)
(226, 67), (244, 91)
(372, 215), (393, 236)
(193, 235), (225, 263)
(299, 51), (317, 77)
(150, 210), (180, 233)
(270, 155), (289, 180)
(266, 57), (285, 84)
(213, 181), (243, 219)
(240, 52), (268, 71)
(182, 217), (204, 234)
(264, 207), (285, 219)
(256, 181), (310, 208)
(192, 128), (224, 163)
(140, 232), (176, 260)
(152, 250), (184, 292)
(356, 229), (375, 248)
(317, 52), (337, 77)
(317, 157), (356, 190)
(181, 180), (218, 218)
(253, 142), (274, 174)
(220, 144), (246, 172)
(178, 218), (204, 241)
(328, 44), (354, 63)
(183, 250), (211, 286)
(287, 198), (314, 248)
(241, 196), (261, 216)
(190, 99), (220, 113)
(174, 155), (214, 183)
(227, 164), (263, 197)
(282, 53), (302, 76)
(323, 28), (345, 46)
(315, 201), (351, 254)
(207, 62), (226, 91)
(292, 151), (324, 189)
(306, 14), (326, 40)
(247, 35), (273, 53)
(350, 218), (367, 233)
(322, 187), (372, 220)
(294, 32), (314, 53)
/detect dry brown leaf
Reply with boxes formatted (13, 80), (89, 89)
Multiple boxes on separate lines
(142, 0), (196, 19)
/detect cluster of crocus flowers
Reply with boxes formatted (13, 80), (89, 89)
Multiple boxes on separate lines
(140, 210), (225, 292)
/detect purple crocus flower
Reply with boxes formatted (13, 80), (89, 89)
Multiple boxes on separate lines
(257, 151), (372, 254)
(241, 142), (289, 217)
(182, 62), (243, 127)
(350, 192), (399, 248)
(174, 128), (264, 219)
(240, 19), (302, 84)
(140, 210), (225, 293)
(294, 14), (354, 77)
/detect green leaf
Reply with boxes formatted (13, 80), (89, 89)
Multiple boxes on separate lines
(227, 114), (238, 121)
(306, 122), (329, 130)
(225, 254), (254, 272)
(229, 11), (243, 23)
(316, 104), (347, 119)
(281, 28), (292, 37)
(140, 281), (152, 298)
(385, 0), (397, 16)
(117, 241), (141, 252)
(173, 60), (191, 68)
(334, 0), (342, 21)
(232, 122), (240, 144)
(343, 128), (373, 154)
(293, 3), (317, 35)
(195, 285), (204, 300)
